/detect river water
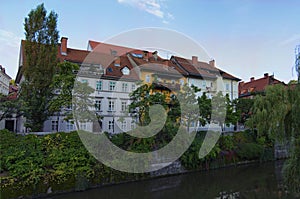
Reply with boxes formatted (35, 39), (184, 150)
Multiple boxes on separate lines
(47, 161), (297, 199)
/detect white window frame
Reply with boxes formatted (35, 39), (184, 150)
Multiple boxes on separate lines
(96, 80), (102, 91)
(122, 83), (128, 92)
(108, 100), (115, 111)
(109, 81), (116, 91)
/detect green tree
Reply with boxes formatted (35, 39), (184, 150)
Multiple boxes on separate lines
(224, 94), (239, 129)
(248, 84), (300, 193)
(49, 62), (79, 121)
(0, 94), (21, 122)
(236, 98), (254, 125)
(197, 92), (212, 126)
(211, 92), (226, 131)
(20, 4), (59, 131)
(129, 83), (167, 126)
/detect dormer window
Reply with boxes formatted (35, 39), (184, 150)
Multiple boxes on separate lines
(121, 67), (130, 75)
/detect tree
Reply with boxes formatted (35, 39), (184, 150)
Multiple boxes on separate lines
(20, 4), (59, 131)
(247, 84), (300, 193)
(211, 92), (226, 131)
(0, 94), (21, 122)
(49, 62), (79, 121)
(224, 94), (239, 129)
(235, 98), (254, 125)
(197, 92), (212, 126)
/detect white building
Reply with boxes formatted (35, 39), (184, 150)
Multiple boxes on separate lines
(0, 65), (11, 95)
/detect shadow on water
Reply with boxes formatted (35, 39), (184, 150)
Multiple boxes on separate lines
(47, 161), (296, 199)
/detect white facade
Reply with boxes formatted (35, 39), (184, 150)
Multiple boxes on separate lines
(0, 67), (11, 95)
(187, 77), (215, 99)
(216, 76), (239, 100)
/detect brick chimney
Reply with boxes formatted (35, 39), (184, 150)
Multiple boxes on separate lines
(192, 56), (198, 65)
(209, 59), (215, 67)
(163, 60), (169, 66)
(264, 73), (269, 78)
(250, 77), (255, 82)
(152, 51), (158, 61)
(143, 51), (149, 61)
(60, 37), (68, 55)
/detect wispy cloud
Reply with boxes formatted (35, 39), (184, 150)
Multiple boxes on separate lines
(117, 0), (173, 23)
(0, 29), (21, 78)
(279, 34), (300, 46)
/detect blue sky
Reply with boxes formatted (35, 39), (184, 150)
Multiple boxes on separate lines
(1, 0), (300, 83)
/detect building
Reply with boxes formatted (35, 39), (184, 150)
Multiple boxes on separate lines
(15, 37), (141, 133)
(0, 65), (11, 95)
(15, 37), (242, 133)
(171, 56), (241, 100)
(238, 73), (286, 98)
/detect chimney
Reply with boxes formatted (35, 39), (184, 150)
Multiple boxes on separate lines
(143, 51), (149, 61)
(209, 59), (215, 67)
(192, 56), (198, 65)
(163, 60), (169, 66)
(152, 51), (158, 61)
(264, 73), (269, 78)
(2, 67), (5, 74)
(60, 37), (68, 55)
(250, 77), (255, 82)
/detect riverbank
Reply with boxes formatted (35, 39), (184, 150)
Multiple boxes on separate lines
(0, 129), (279, 199)
(46, 160), (295, 199)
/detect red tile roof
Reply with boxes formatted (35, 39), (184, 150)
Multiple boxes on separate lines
(239, 74), (286, 98)
(128, 53), (183, 79)
(171, 56), (217, 79)
(16, 40), (139, 83)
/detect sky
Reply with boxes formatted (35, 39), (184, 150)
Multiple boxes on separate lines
(1, 0), (300, 83)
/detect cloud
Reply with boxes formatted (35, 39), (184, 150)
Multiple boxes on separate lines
(0, 29), (21, 78)
(279, 34), (300, 46)
(0, 29), (20, 48)
(117, 0), (173, 23)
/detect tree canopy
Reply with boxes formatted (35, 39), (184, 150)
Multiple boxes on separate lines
(20, 3), (59, 131)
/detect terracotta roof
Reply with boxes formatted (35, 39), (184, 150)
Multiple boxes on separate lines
(219, 69), (241, 81)
(88, 40), (139, 56)
(239, 74), (285, 97)
(129, 53), (183, 79)
(171, 56), (217, 79)
(16, 40), (140, 83)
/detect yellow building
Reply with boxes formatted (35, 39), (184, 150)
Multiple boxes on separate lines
(128, 51), (186, 102)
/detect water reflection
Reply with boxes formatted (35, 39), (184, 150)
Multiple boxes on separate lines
(47, 161), (296, 199)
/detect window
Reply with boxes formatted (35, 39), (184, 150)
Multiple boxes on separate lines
(226, 83), (230, 91)
(121, 121), (127, 130)
(81, 79), (87, 83)
(202, 80), (206, 88)
(180, 79), (184, 86)
(95, 100), (101, 111)
(109, 81), (116, 91)
(121, 67), (130, 75)
(132, 84), (136, 91)
(171, 79), (176, 84)
(51, 120), (58, 131)
(122, 83), (128, 92)
(121, 101), (127, 112)
(80, 122), (87, 130)
(145, 74), (150, 83)
(108, 100), (115, 111)
(66, 121), (74, 131)
(96, 81), (102, 91)
(108, 121), (114, 130)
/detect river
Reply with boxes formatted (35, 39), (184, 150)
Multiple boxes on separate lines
(46, 161), (296, 199)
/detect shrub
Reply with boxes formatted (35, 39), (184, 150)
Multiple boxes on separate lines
(236, 143), (264, 160)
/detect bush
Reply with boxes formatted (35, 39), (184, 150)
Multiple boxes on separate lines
(236, 143), (264, 160)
